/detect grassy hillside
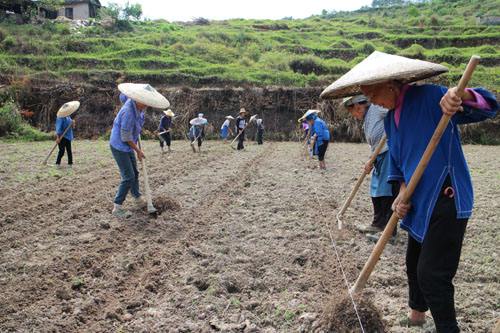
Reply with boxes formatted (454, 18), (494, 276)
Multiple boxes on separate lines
(0, 0), (498, 89)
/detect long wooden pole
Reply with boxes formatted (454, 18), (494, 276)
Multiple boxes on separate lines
(351, 55), (480, 294)
(337, 135), (387, 229)
(138, 137), (157, 214)
(42, 122), (73, 165)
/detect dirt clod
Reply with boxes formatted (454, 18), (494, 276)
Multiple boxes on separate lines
(319, 294), (386, 333)
(153, 196), (181, 214)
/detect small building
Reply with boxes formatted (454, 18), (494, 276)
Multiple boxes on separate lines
(58, 0), (101, 20)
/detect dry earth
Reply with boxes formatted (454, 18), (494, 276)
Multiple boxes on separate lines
(0, 140), (498, 332)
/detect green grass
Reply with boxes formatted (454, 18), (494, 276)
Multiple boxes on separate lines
(0, 0), (498, 89)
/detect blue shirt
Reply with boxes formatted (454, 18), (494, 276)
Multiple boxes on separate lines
(311, 117), (330, 142)
(189, 125), (203, 140)
(158, 115), (172, 132)
(55, 116), (73, 141)
(110, 99), (145, 152)
(385, 84), (498, 243)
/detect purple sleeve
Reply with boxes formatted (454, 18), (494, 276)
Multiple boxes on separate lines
(463, 88), (491, 110)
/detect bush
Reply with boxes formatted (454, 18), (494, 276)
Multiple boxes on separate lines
(2, 36), (15, 50)
(0, 102), (51, 140)
(0, 28), (6, 42)
(0, 101), (22, 136)
(289, 57), (327, 75)
(479, 46), (497, 54)
(383, 45), (397, 54)
(360, 42), (376, 55)
(399, 44), (426, 58)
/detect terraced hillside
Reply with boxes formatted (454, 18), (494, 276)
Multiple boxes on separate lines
(0, 0), (498, 89)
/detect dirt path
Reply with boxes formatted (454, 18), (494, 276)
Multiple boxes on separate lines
(0, 141), (498, 332)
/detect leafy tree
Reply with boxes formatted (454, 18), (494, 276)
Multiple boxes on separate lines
(123, 2), (142, 21)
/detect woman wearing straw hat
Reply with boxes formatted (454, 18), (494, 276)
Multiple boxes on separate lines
(235, 108), (247, 150)
(109, 83), (169, 218)
(321, 51), (498, 331)
(344, 95), (398, 237)
(54, 101), (79, 168)
(256, 118), (264, 145)
(303, 109), (330, 170)
(188, 114), (208, 153)
(220, 115), (234, 142)
(158, 109), (174, 153)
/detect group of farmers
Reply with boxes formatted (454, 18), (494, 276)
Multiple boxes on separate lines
(50, 51), (498, 333)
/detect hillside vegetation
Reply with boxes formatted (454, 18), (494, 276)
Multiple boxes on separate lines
(0, 0), (498, 89)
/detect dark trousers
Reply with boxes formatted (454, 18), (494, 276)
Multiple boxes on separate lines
(372, 183), (400, 233)
(406, 178), (467, 333)
(56, 137), (73, 165)
(237, 131), (245, 150)
(159, 132), (171, 147)
(257, 130), (263, 145)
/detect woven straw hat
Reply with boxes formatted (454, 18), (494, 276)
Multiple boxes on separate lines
(190, 117), (208, 126)
(320, 51), (448, 99)
(118, 83), (170, 109)
(164, 109), (175, 117)
(225, 115), (235, 120)
(57, 101), (80, 118)
(298, 109), (321, 122)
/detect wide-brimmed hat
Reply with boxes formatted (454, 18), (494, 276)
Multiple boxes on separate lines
(343, 95), (368, 108)
(298, 109), (321, 122)
(118, 83), (170, 109)
(225, 115), (235, 120)
(190, 117), (208, 126)
(57, 101), (80, 118)
(320, 51), (448, 99)
(198, 113), (204, 118)
(239, 108), (248, 114)
(164, 109), (175, 117)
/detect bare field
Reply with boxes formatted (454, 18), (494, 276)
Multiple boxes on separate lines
(0, 140), (498, 332)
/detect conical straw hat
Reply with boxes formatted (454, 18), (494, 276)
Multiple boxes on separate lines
(190, 117), (208, 126)
(298, 109), (321, 122)
(164, 109), (175, 117)
(320, 51), (448, 99)
(57, 101), (80, 118)
(118, 83), (170, 109)
(225, 115), (235, 120)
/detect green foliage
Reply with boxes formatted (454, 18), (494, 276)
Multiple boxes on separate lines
(122, 2), (143, 21)
(0, 0), (497, 88)
(0, 101), (51, 141)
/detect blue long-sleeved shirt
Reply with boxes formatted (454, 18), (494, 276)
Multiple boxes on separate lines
(385, 84), (498, 243)
(158, 115), (172, 132)
(55, 116), (73, 141)
(110, 99), (145, 152)
(310, 117), (330, 154)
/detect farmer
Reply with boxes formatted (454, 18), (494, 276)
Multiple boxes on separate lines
(110, 83), (170, 218)
(321, 51), (498, 332)
(235, 108), (247, 150)
(158, 109), (174, 153)
(54, 101), (79, 167)
(256, 118), (264, 145)
(220, 115), (234, 142)
(344, 95), (398, 236)
(188, 114), (207, 153)
(303, 109), (330, 170)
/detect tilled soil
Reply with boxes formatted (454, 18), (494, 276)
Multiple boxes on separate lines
(0, 140), (498, 332)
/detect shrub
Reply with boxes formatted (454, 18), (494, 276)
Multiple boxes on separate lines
(383, 45), (397, 54)
(360, 42), (376, 55)
(289, 57), (327, 75)
(0, 101), (51, 140)
(399, 44), (426, 58)
(0, 28), (6, 42)
(2, 36), (15, 50)
(479, 46), (497, 54)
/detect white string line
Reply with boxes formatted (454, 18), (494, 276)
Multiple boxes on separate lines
(313, 191), (366, 333)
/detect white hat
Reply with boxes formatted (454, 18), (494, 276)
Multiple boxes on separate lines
(198, 113), (204, 118)
(190, 117), (208, 126)
(225, 115), (235, 120)
(298, 109), (321, 122)
(57, 101), (80, 118)
(320, 51), (448, 99)
(164, 109), (175, 117)
(118, 83), (170, 109)
(343, 95), (368, 108)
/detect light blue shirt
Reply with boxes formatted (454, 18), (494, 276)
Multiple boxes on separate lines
(110, 99), (145, 152)
(55, 116), (73, 141)
(363, 104), (388, 154)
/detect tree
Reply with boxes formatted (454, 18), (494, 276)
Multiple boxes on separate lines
(123, 2), (142, 21)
